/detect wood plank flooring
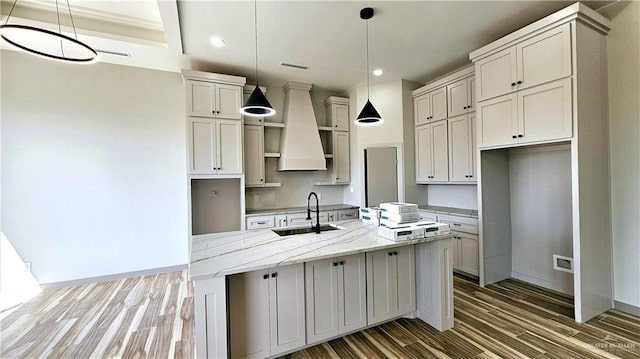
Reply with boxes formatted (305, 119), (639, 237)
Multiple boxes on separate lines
(2, 271), (639, 359)
(281, 276), (640, 359)
(0, 270), (194, 358)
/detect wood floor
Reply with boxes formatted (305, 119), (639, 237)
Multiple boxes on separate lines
(2, 271), (639, 359)
(0, 270), (194, 358)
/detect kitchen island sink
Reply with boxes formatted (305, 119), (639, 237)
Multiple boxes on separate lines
(272, 224), (341, 236)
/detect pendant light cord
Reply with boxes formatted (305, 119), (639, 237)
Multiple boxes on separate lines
(254, 0), (259, 86)
(4, 0), (18, 24)
(366, 18), (370, 99)
(67, 0), (79, 40)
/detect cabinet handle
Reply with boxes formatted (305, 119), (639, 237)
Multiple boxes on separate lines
(394, 252), (398, 256)
(256, 221), (266, 225)
(271, 272), (278, 278)
(259, 119), (262, 122)
(333, 262), (339, 267)
(512, 135), (517, 139)
(469, 175), (473, 178)
(453, 223), (462, 226)
(335, 125), (338, 128)
(339, 261), (345, 265)
(517, 81), (522, 85)
(388, 252), (394, 256)
(465, 175), (469, 178)
(263, 274), (268, 279)
(518, 134), (523, 138)
(260, 178), (263, 182)
(511, 82), (516, 86)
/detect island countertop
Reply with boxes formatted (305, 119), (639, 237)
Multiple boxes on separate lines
(189, 220), (451, 280)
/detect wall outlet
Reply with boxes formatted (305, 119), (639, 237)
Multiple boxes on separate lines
(254, 195), (259, 202)
(211, 189), (220, 198)
(24, 261), (32, 273)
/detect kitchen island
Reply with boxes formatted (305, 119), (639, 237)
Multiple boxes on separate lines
(190, 220), (454, 358)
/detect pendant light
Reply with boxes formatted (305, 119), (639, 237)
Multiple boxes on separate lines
(240, 0), (275, 117)
(0, 0), (97, 63)
(355, 7), (383, 126)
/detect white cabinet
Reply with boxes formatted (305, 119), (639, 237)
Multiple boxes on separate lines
(229, 264), (305, 358)
(415, 87), (448, 126)
(448, 113), (476, 182)
(418, 210), (438, 222)
(337, 208), (359, 221)
(476, 23), (572, 102)
(325, 96), (350, 131)
(189, 118), (242, 175)
(447, 76), (476, 117)
(437, 214), (479, 276)
(323, 211), (338, 223)
(415, 120), (449, 183)
(333, 131), (350, 184)
(415, 238), (454, 331)
(244, 124), (265, 186)
(246, 215), (275, 230)
(187, 80), (243, 120)
(305, 253), (366, 345)
(477, 77), (572, 149)
(366, 245), (416, 326)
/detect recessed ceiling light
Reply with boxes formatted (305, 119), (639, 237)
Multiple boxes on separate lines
(210, 36), (226, 48)
(373, 69), (383, 76)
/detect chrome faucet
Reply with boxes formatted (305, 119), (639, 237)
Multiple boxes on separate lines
(306, 192), (321, 234)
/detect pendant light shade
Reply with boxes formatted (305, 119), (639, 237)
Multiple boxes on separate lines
(240, 0), (275, 117)
(0, 0), (97, 63)
(241, 86), (276, 117)
(355, 7), (382, 126)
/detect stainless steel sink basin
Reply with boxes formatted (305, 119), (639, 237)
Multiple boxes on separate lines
(272, 224), (341, 236)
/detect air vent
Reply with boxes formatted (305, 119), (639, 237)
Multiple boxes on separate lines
(279, 62), (309, 70)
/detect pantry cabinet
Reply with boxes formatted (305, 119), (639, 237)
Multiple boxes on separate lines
(366, 245), (416, 326)
(448, 113), (476, 182)
(189, 118), (242, 175)
(305, 253), (366, 344)
(415, 120), (449, 183)
(229, 264), (306, 359)
(475, 23), (572, 102)
(414, 87), (448, 126)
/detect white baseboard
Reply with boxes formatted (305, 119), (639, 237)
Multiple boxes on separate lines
(511, 271), (573, 296)
(614, 300), (640, 317)
(40, 264), (188, 289)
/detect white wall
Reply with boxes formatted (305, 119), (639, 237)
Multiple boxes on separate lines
(509, 145), (573, 295)
(1, 50), (188, 284)
(604, 1), (640, 310)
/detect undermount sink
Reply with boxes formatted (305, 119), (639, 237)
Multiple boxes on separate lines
(272, 224), (341, 236)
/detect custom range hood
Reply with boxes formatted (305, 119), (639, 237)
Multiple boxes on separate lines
(278, 81), (327, 171)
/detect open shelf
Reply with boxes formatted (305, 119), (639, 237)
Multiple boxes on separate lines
(317, 126), (333, 132)
(264, 122), (285, 128)
(324, 154), (333, 159)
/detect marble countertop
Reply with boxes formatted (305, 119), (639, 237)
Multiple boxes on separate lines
(418, 205), (478, 218)
(245, 204), (359, 217)
(189, 220), (451, 280)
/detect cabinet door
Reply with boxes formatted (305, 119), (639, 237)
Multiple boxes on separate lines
(217, 120), (243, 174)
(190, 118), (216, 174)
(246, 216), (275, 230)
(366, 249), (395, 325)
(244, 124), (264, 186)
(476, 47), (517, 101)
(414, 93), (431, 126)
(275, 215), (288, 228)
(477, 93), (518, 148)
(448, 115), (472, 182)
(452, 235), (461, 270)
(269, 264), (306, 356)
(333, 131), (350, 183)
(517, 77), (573, 144)
(415, 124), (433, 182)
(468, 113), (477, 181)
(332, 104), (350, 131)
(325, 211), (338, 223)
(188, 80), (215, 118)
(458, 232), (479, 276)
(338, 253), (367, 333)
(467, 77), (476, 112)
(305, 258), (339, 344)
(431, 120), (449, 182)
(216, 84), (243, 120)
(394, 245), (416, 316)
(229, 271), (270, 359)
(430, 87), (448, 122)
(517, 23), (572, 91)
(447, 79), (469, 118)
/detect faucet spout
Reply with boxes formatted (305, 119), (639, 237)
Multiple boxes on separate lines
(307, 192), (321, 234)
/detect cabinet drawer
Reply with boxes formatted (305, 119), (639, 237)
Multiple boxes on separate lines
(417, 210), (438, 222)
(437, 214), (478, 234)
(287, 213), (314, 227)
(337, 209), (359, 221)
(246, 216), (275, 230)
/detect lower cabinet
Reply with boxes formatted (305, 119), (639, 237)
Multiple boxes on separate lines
(415, 238), (454, 331)
(229, 263), (306, 359)
(453, 232), (479, 276)
(366, 246), (416, 326)
(305, 253), (367, 345)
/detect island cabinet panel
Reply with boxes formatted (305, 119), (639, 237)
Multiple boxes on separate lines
(305, 253), (366, 345)
(415, 238), (454, 331)
(366, 246), (416, 326)
(228, 263), (305, 359)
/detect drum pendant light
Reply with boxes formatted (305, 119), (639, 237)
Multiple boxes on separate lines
(355, 7), (382, 126)
(240, 0), (275, 117)
(0, 0), (97, 63)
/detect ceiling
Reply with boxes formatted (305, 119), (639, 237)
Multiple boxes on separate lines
(1, 0), (615, 91)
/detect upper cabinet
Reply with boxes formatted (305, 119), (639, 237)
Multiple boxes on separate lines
(187, 81), (243, 120)
(325, 96), (350, 131)
(448, 113), (476, 182)
(415, 120), (449, 183)
(414, 87), (447, 126)
(317, 97), (351, 186)
(475, 23), (572, 102)
(447, 76), (476, 117)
